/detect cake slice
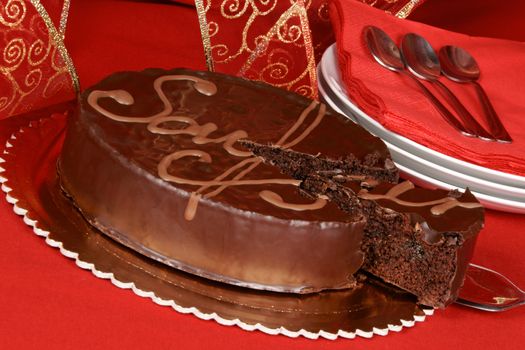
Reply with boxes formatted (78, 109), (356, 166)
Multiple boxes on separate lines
(241, 139), (484, 308)
(300, 175), (484, 308)
(239, 140), (398, 184)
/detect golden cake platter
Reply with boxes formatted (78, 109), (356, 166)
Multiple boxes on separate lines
(0, 113), (432, 340)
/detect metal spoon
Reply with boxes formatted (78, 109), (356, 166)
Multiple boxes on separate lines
(363, 26), (470, 136)
(457, 263), (524, 312)
(439, 46), (512, 143)
(401, 34), (495, 141)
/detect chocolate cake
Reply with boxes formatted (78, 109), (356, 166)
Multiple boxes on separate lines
(58, 68), (484, 308)
(58, 68), (396, 294)
(300, 176), (482, 307)
(238, 140), (398, 184)
(238, 142), (484, 307)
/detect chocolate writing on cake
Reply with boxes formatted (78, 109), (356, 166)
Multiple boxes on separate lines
(358, 181), (482, 215)
(88, 74), (327, 220)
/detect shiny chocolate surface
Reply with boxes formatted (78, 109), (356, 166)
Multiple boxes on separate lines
(0, 114), (429, 337)
(58, 69), (396, 293)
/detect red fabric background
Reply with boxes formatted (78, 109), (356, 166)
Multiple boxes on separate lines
(1, 0), (524, 348)
(410, 0), (525, 42)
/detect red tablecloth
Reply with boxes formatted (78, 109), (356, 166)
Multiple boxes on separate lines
(1, 1), (524, 348)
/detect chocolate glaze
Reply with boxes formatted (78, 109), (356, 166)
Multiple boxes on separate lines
(300, 175), (484, 307)
(2, 115), (429, 337)
(58, 68), (483, 306)
(361, 181), (483, 307)
(239, 139), (399, 183)
(349, 180), (484, 243)
(57, 68), (397, 293)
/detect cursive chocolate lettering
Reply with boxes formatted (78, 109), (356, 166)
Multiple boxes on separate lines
(358, 181), (482, 215)
(88, 75), (216, 123)
(259, 190), (327, 211)
(430, 200), (483, 216)
(185, 193), (202, 221)
(88, 75), (328, 220)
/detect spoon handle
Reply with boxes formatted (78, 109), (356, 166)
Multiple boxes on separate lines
(433, 80), (495, 141)
(402, 73), (473, 136)
(472, 81), (512, 143)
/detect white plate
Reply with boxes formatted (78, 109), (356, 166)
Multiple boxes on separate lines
(320, 44), (525, 190)
(318, 71), (525, 213)
(397, 163), (525, 214)
(319, 72), (525, 202)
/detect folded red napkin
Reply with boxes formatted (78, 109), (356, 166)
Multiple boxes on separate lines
(329, 0), (525, 177)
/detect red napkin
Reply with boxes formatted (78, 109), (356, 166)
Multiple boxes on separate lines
(329, 0), (525, 177)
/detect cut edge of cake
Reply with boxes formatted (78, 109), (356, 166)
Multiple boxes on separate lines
(239, 139), (399, 184)
(242, 141), (484, 308)
(300, 175), (483, 308)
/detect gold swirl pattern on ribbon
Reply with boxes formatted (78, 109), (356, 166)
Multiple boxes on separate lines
(237, 1), (317, 98)
(394, 0), (422, 19)
(194, 0), (425, 99)
(0, 0), (77, 119)
(195, 0), (317, 99)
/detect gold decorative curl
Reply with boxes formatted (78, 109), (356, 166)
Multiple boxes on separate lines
(2, 38), (26, 70)
(30, 0), (78, 92)
(0, 0), (78, 119)
(194, 0), (424, 100)
(0, 0), (26, 27)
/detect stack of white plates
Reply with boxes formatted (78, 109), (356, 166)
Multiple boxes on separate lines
(318, 44), (525, 213)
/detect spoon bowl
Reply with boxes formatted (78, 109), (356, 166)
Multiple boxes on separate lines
(457, 263), (525, 312)
(363, 26), (405, 72)
(401, 34), (494, 140)
(439, 45), (480, 82)
(401, 33), (441, 80)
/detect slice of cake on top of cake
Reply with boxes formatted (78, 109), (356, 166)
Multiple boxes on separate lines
(239, 139), (398, 184)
